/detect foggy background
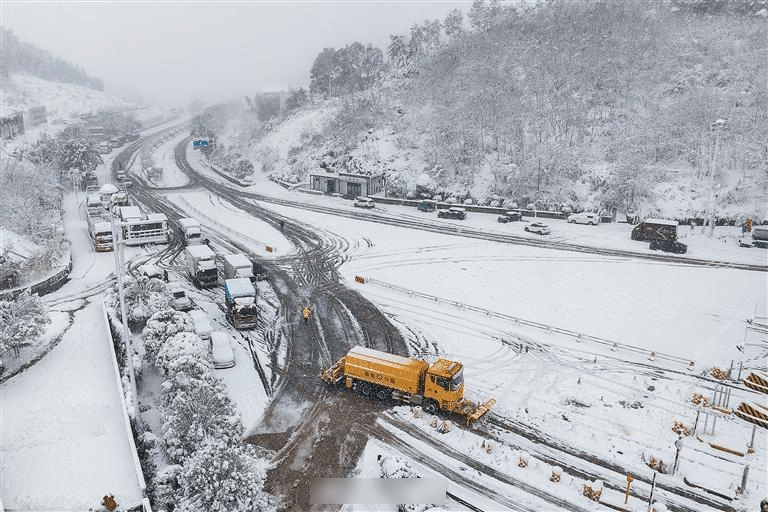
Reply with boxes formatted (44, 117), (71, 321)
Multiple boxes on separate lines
(2, 1), (471, 107)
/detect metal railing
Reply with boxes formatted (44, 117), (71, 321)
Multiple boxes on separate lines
(366, 278), (691, 366)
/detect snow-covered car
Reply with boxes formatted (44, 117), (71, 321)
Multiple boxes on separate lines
(170, 285), (193, 311)
(497, 210), (522, 223)
(353, 197), (375, 208)
(139, 263), (164, 280)
(437, 207), (467, 220)
(649, 240), (687, 254)
(189, 309), (212, 341)
(210, 331), (235, 369)
(567, 212), (601, 225)
(524, 222), (551, 235)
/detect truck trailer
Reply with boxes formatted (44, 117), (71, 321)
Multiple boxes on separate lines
(185, 245), (218, 288)
(222, 253), (254, 281)
(178, 218), (203, 245)
(752, 226), (768, 249)
(322, 346), (495, 425)
(86, 210), (113, 252)
(630, 218), (678, 242)
(224, 278), (258, 329)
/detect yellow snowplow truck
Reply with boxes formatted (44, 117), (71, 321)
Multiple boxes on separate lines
(322, 346), (495, 426)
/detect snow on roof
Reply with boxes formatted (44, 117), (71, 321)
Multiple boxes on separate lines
(185, 245), (215, 259)
(224, 253), (251, 267)
(178, 218), (200, 228)
(119, 206), (141, 220)
(225, 278), (255, 298)
(145, 213), (167, 222)
(643, 218), (679, 226)
(99, 183), (118, 194)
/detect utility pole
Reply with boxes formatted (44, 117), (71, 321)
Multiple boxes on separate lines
(708, 119), (727, 237)
(111, 216), (141, 432)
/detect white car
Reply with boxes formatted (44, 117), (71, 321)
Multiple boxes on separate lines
(353, 197), (375, 208)
(188, 309), (212, 341)
(524, 222), (551, 235)
(139, 263), (164, 280)
(567, 212), (601, 225)
(170, 285), (193, 311)
(210, 331), (235, 369)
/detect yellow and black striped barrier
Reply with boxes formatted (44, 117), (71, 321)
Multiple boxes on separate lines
(744, 372), (768, 395)
(735, 402), (768, 429)
(355, 276), (365, 284)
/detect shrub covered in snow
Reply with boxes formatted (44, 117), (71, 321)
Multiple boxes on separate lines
(176, 440), (273, 512)
(162, 374), (243, 463)
(106, 275), (169, 328)
(142, 309), (195, 362)
(155, 331), (210, 380)
(378, 454), (443, 512)
(0, 290), (50, 358)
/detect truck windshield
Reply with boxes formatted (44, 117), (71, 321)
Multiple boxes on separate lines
(450, 368), (464, 391)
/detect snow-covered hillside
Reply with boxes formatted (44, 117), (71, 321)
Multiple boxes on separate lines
(0, 73), (131, 120)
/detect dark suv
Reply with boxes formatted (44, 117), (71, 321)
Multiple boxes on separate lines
(497, 210), (522, 223)
(437, 207), (467, 220)
(649, 240), (687, 254)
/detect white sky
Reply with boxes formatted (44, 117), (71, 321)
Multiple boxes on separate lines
(1, 1), (471, 107)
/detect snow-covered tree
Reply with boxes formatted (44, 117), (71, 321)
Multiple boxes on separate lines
(176, 440), (272, 512)
(283, 87), (308, 114)
(155, 331), (210, 380)
(0, 290), (50, 357)
(309, 47), (339, 98)
(444, 9), (464, 38)
(162, 374), (243, 463)
(106, 275), (169, 328)
(142, 309), (195, 363)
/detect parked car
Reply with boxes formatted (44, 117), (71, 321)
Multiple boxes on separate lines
(649, 240), (688, 254)
(567, 212), (601, 225)
(210, 331), (236, 369)
(497, 210), (522, 223)
(353, 197), (375, 208)
(417, 199), (438, 212)
(170, 285), (193, 311)
(437, 207), (467, 220)
(524, 222), (551, 235)
(139, 263), (164, 280)
(189, 309), (212, 341)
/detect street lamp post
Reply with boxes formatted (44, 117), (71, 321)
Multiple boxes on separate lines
(110, 216), (141, 432)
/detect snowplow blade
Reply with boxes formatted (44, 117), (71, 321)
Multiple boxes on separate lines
(321, 357), (345, 385)
(467, 398), (496, 425)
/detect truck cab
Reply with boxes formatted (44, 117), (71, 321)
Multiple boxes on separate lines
(178, 218), (203, 245)
(424, 359), (465, 411)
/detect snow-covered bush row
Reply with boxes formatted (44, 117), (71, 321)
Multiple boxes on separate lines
(378, 454), (445, 512)
(137, 308), (276, 510)
(142, 309), (195, 363)
(105, 275), (169, 329)
(175, 439), (272, 512)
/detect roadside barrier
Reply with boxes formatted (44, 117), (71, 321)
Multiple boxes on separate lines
(735, 402), (768, 429)
(744, 371), (768, 394)
(354, 275), (366, 284)
(365, 277), (691, 366)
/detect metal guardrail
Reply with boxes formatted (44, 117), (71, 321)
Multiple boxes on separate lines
(177, 196), (272, 252)
(366, 278), (691, 366)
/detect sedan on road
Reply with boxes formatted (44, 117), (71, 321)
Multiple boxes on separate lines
(210, 332), (236, 369)
(524, 222), (551, 235)
(437, 207), (467, 220)
(649, 240), (688, 254)
(497, 210), (522, 223)
(567, 212), (601, 225)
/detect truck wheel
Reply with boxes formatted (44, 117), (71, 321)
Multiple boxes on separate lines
(358, 382), (372, 397)
(376, 388), (389, 400)
(423, 400), (439, 415)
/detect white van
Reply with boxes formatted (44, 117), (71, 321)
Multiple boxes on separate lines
(188, 309), (212, 341)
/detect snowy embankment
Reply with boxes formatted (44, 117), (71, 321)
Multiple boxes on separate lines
(131, 131), (190, 188)
(0, 300), (143, 510)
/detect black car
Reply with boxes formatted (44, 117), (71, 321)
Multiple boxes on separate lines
(497, 210), (522, 223)
(649, 240), (687, 254)
(437, 207), (467, 220)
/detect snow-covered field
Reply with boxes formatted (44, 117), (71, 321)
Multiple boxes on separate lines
(0, 299), (144, 510)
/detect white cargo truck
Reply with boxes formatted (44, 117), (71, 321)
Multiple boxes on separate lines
(224, 278), (258, 329)
(222, 253), (254, 281)
(178, 218), (203, 245)
(185, 245), (217, 288)
(86, 210), (113, 252)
